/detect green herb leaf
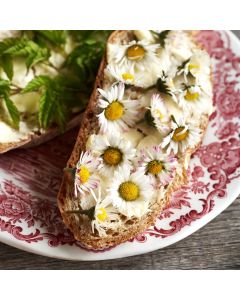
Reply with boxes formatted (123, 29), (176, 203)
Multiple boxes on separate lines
(36, 30), (67, 46)
(0, 39), (17, 80)
(25, 75), (73, 131)
(38, 89), (55, 129)
(4, 37), (50, 69)
(21, 75), (51, 93)
(66, 41), (104, 78)
(156, 76), (172, 96)
(55, 99), (67, 131)
(0, 31), (110, 132)
(0, 78), (20, 128)
(0, 38), (20, 54)
(2, 94), (20, 128)
(151, 30), (171, 48)
(69, 30), (111, 43)
(177, 58), (190, 73)
(0, 55), (13, 80)
(171, 115), (178, 125)
(144, 109), (155, 127)
(0, 78), (10, 90)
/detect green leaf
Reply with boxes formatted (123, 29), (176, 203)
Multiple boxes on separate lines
(21, 75), (50, 93)
(0, 37), (20, 54)
(1, 55), (13, 80)
(54, 98), (67, 131)
(4, 37), (30, 56)
(0, 31), (110, 132)
(2, 94), (20, 128)
(65, 40), (104, 86)
(23, 76), (68, 130)
(0, 78), (19, 127)
(177, 58), (190, 72)
(156, 73), (172, 96)
(38, 89), (55, 129)
(66, 206), (95, 220)
(69, 30), (111, 43)
(4, 37), (50, 69)
(144, 109), (155, 127)
(0, 78), (10, 91)
(151, 30), (171, 48)
(36, 30), (66, 46)
(25, 47), (49, 69)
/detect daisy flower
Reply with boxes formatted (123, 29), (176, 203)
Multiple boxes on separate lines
(108, 40), (160, 72)
(188, 49), (211, 78)
(150, 93), (171, 134)
(97, 82), (140, 133)
(106, 64), (144, 87)
(74, 150), (102, 196)
(88, 188), (121, 237)
(107, 166), (153, 218)
(89, 132), (136, 177)
(161, 116), (202, 155)
(175, 84), (208, 111)
(176, 49), (211, 83)
(137, 145), (177, 187)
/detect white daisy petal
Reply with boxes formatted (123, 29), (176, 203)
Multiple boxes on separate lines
(78, 187), (122, 237)
(161, 116), (202, 155)
(136, 145), (177, 187)
(88, 132), (136, 178)
(97, 82), (141, 134)
(106, 64), (146, 87)
(107, 40), (162, 88)
(74, 150), (102, 196)
(97, 88), (109, 100)
(106, 167), (153, 218)
(150, 93), (171, 134)
(118, 82), (125, 100)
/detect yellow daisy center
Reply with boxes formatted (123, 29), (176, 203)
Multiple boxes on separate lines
(118, 181), (139, 201)
(103, 147), (122, 166)
(122, 73), (134, 81)
(168, 79), (175, 88)
(147, 160), (163, 175)
(154, 109), (164, 120)
(172, 126), (189, 142)
(97, 208), (107, 222)
(104, 101), (124, 121)
(126, 45), (145, 61)
(188, 63), (200, 71)
(79, 166), (90, 183)
(184, 90), (199, 101)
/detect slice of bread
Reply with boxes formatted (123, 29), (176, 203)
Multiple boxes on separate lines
(0, 113), (82, 154)
(57, 30), (212, 250)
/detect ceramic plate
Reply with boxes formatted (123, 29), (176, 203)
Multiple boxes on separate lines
(0, 30), (240, 261)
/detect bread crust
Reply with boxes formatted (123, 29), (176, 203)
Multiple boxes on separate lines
(57, 30), (211, 250)
(0, 113), (83, 154)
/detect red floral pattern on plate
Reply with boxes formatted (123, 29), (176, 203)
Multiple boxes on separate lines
(0, 31), (240, 255)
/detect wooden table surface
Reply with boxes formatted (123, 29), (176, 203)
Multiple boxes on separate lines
(0, 31), (239, 270)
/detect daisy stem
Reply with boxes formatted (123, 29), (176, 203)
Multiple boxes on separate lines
(63, 167), (76, 177)
(171, 115), (178, 126)
(145, 85), (156, 92)
(65, 206), (95, 220)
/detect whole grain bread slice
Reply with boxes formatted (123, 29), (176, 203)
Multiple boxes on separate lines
(0, 113), (83, 154)
(57, 30), (210, 250)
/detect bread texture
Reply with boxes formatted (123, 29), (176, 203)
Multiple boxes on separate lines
(57, 30), (211, 250)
